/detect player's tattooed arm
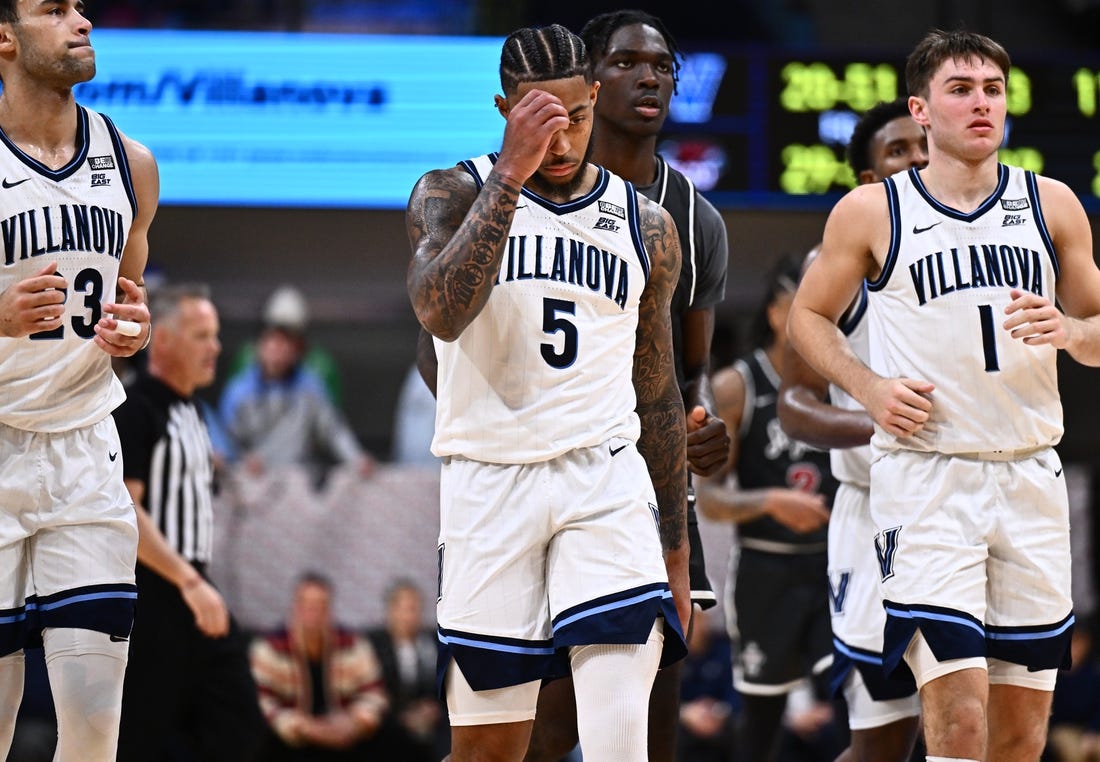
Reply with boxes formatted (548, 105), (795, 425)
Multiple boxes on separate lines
(634, 201), (687, 554)
(635, 200), (690, 632)
(406, 167), (520, 341)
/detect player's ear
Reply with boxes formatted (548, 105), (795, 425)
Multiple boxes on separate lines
(0, 22), (15, 53)
(590, 81), (600, 106)
(858, 168), (878, 185)
(908, 94), (930, 128)
(494, 94), (509, 119)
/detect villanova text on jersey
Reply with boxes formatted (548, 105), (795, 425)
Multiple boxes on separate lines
(908, 243), (1045, 306)
(869, 164), (1062, 455)
(2, 203), (127, 266)
(494, 234), (630, 310)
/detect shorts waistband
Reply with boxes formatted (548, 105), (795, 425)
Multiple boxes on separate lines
(951, 445), (1047, 462)
(740, 538), (827, 555)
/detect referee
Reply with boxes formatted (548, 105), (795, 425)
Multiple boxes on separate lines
(113, 283), (264, 762)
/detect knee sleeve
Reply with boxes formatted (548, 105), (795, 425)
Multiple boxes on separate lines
(0, 651), (25, 759)
(444, 658), (541, 726)
(44, 628), (129, 762)
(570, 620), (663, 762)
(904, 630), (986, 690)
(987, 658), (1057, 691)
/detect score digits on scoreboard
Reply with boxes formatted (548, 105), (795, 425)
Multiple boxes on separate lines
(774, 58), (1050, 194)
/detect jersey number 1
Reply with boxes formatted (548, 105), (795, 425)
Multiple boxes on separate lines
(977, 304), (999, 372)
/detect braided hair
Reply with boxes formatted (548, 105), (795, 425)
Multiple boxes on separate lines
(499, 24), (590, 95)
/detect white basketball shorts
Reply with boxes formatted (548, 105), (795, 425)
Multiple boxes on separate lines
(435, 437), (685, 693)
(0, 418), (138, 655)
(869, 448), (1072, 682)
(828, 481), (919, 726)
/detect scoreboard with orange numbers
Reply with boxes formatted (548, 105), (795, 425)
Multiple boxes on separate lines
(661, 48), (1100, 210)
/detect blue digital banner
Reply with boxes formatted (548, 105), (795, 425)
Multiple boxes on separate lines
(79, 30), (505, 208)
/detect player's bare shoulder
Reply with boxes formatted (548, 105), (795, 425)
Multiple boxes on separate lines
(1032, 173), (1091, 245)
(637, 195), (681, 292)
(117, 132), (160, 215)
(406, 166), (480, 247)
(833, 179), (890, 222)
(820, 179), (892, 270)
(118, 132), (157, 175)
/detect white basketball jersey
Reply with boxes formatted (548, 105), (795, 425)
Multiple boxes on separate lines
(0, 107), (136, 432)
(829, 282), (872, 487)
(868, 165), (1061, 455)
(431, 155), (649, 464)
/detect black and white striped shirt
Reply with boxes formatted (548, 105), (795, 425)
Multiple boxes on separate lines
(114, 374), (215, 563)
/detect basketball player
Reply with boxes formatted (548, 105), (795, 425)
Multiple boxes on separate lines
(778, 98), (927, 761)
(113, 284), (264, 761)
(788, 29), (1100, 761)
(0, 2), (158, 761)
(521, 11), (730, 762)
(696, 251), (838, 762)
(406, 23), (688, 762)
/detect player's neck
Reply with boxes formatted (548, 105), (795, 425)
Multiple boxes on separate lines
(917, 150), (1001, 212)
(590, 130), (659, 186)
(0, 89), (80, 168)
(915, 142), (1003, 206)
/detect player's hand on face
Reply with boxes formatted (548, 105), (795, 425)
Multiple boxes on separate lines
(494, 89), (570, 185)
(866, 377), (934, 438)
(764, 489), (830, 534)
(95, 276), (151, 357)
(0, 262), (67, 338)
(686, 406), (731, 477)
(1004, 288), (1068, 349)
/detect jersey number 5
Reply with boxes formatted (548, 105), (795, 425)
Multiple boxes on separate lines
(29, 268), (104, 341)
(541, 297), (577, 368)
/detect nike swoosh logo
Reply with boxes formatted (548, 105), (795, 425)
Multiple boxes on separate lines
(2, 178), (30, 189)
(109, 451), (118, 462)
(610, 444), (628, 457)
(109, 634), (129, 642)
(1055, 467), (1063, 477)
(912, 221), (942, 234)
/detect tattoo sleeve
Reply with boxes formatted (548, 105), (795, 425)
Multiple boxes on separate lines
(406, 168), (520, 341)
(634, 202), (687, 552)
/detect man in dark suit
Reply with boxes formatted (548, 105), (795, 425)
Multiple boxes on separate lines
(367, 580), (447, 762)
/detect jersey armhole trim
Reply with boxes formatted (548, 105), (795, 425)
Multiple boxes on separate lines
(868, 177), (901, 293)
(1025, 170), (1058, 277)
(99, 112), (137, 219)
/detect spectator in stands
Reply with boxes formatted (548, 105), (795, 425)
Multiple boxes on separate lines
(227, 285), (344, 407)
(219, 286), (373, 486)
(367, 579), (447, 761)
(249, 572), (394, 760)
